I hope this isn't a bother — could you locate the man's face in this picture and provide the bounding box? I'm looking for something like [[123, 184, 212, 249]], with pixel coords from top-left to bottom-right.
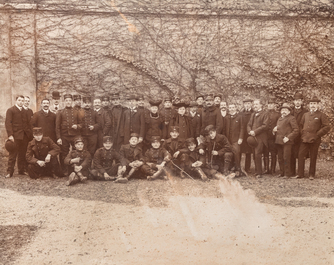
[[253, 100, 262, 111], [196, 97, 204, 106], [83, 101, 91, 109], [150, 106, 158, 114], [138, 99, 145, 107], [309, 102, 318, 111], [34, 134, 43, 142], [24, 97, 30, 107], [267, 103, 276, 110], [209, 130, 217, 140], [190, 106, 197, 113], [16, 97, 24, 107], [75, 142, 84, 151], [103, 142, 113, 150], [74, 99, 81, 107], [228, 104, 236, 114], [53, 99, 60, 106], [112, 99, 120, 106], [220, 101, 227, 110], [102, 100, 109, 107], [151, 141, 161, 149], [129, 99, 137, 108], [164, 101, 172, 108], [294, 99, 303, 108], [244, 102, 252, 110], [64, 98, 73, 107], [188, 143, 196, 152], [205, 98, 213, 107], [170, 131, 179, 139], [214, 97, 221, 105], [281, 108, 290, 117], [178, 107, 186, 115], [93, 99, 101, 109], [41, 100, 50, 110], [129, 137, 138, 146]]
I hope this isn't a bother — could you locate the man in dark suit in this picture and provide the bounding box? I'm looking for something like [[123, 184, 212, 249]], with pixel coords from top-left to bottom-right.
[[5, 95, 33, 178], [50, 91, 61, 114], [188, 101, 201, 140], [217, 100, 228, 136], [23, 96, 34, 122], [295, 96, 330, 180], [30, 98, 57, 143], [247, 99, 268, 178], [240, 98, 253, 173], [94, 97, 112, 148], [109, 93, 124, 151]]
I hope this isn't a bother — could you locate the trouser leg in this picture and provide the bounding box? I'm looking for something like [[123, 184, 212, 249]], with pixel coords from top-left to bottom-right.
[[27, 164, 41, 179], [309, 139, 321, 177], [283, 144, 292, 177], [7, 146, 17, 176], [277, 144, 284, 175], [298, 142, 309, 178]]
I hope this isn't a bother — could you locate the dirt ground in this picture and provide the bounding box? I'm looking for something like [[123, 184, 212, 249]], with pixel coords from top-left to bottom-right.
[[0, 156, 333, 265]]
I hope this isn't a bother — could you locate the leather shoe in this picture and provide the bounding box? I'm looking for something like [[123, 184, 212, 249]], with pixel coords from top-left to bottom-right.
[[5, 174, 12, 178], [309, 176, 315, 180], [255, 174, 262, 179], [18, 171, 27, 175], [291, 175, 303, 179]]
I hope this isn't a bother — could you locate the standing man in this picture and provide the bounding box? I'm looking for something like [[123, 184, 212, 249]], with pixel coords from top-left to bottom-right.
[[214, 94, 222, 109], [94, 97, 111, 148], [188, 101, 201, 140], [218, 100, 228, 136], [23, 96, 34, 121], [247, 99, 268, 178], [56, 94, 82, 174], [5, 95, 33, 178], [109, 93, 124, 151], [290, 92, 308, 176], [240, 98, 253, 173], [295, 96, 330, 180], [30, 98, 57, 143], [200, 95, 222, 137], [50, 91, 61, 114], [196, 95, 205, 114]]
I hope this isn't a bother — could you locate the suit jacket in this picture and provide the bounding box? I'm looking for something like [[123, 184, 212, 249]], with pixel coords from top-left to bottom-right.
[[56, 107, 83, 139], [5, 105, 32, 140], [225, 113, 244, 144], [26, 137, 60, 164], [97, 108, 112, 136], [247, 110, 268, 146], [275, 114, 299, 145], [217, 109, 228, 136], [30, 110, 57, 143], [121, 108, 145, 143], [300, 110, 330, 143], [189, 111, 202, 138], [266, 110, 280, 140], [291, 106, 308, 144], [119, 144, 144, 164], [200, 106, 222, 135], [239, 108, 253, 153]]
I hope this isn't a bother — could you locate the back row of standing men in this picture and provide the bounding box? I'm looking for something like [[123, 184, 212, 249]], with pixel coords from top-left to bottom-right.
[[4, 91, 331, 181]]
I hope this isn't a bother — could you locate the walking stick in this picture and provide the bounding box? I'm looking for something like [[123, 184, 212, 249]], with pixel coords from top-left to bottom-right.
[[170, 160, 195, 181]]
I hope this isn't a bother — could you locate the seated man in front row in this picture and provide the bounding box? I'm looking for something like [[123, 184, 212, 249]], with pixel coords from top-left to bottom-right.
[[199, 125, 235, 179], [26, 127, 63, 179], [90, 136, 127, 181], [116, 133, 145, 183]]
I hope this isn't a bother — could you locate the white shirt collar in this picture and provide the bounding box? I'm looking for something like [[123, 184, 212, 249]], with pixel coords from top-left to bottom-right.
[[22, 105, 28, 110], [42, 109, 49, 114], [15, 104, 22, 111]]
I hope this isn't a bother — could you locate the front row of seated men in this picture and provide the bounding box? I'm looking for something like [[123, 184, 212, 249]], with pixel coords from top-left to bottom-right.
[[25, 124, 236, 186]]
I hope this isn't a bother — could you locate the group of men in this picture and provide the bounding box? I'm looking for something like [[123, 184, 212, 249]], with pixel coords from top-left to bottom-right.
[[4, 90, 331, 185]]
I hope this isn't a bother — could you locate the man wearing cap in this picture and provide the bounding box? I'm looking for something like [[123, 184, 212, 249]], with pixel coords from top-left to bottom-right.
[[214, 95, 222, 109], [290, 92, 308, 176], [200, 95, 222, 138], [264, 97, 280, 175], [94, 97, 112, 148], [90, 136, 127, 181], [240, 98, 254, 173], [273, 103, 299, 178], [81, 96, 100, 157], [101, 95, 111, 111], [50, 91, 61, 114], [5, 95, 33, 178], [247, 99, 268, 178], [109, 93, 124, 151], [170, 102, 192, 141], [137, 95, 150, 120], [56, 94, 83, 174], [26, 127, 63, 179], [188, 101, 202, 139], [195, 95, 205, 114], [31, 98, 57, 143], [295, 96, 330, 180], [121, 95, 145, 146], [160, 97, 175, 140]]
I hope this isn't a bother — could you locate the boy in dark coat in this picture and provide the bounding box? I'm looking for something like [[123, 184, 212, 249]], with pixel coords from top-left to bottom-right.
[[90, 136, 127, 181], [273, 103, 299, 178], [26, 127, 62, 179], [142, 136, 172, 181], [64, 136, 92, 186]]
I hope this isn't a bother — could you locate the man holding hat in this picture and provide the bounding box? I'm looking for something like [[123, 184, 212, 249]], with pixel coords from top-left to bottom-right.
[[50, 91, 61, 114], [295, 96, 330, 180], [26, 127, 63, 179], [273, 103, 299, 178], [56, 94, 83, 174]]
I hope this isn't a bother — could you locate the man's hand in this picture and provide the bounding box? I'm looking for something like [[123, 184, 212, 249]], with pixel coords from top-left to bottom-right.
[[8, 136, 14, 142], [37, 160, 46, 167], [118, 166, 126, 174], [89, 125, 94, 130], [238, 139, 243, 145], [199, 149, 204, 155], [173, 151, 180, 158], [283, 137, 289, 143], [138, 137, 143, 143], [71, 157, 80, 164], [57, 139, 62, 145], [192, 161, 202, 167], [45, 154, 51, 163], [72, 125, 78, 130], [212, 150, 218, 156], [74, 165, 82, 172], [249, 130, 255, 136], [104, 172, 110, 179], [273, 126, 278, 134]]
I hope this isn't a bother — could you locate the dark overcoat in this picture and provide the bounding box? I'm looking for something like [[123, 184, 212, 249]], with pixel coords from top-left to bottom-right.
[[26, 137, 60, 164], [30, 110, 57, 143], [275, 114, 299, 145], [300, 110, 330, 143]]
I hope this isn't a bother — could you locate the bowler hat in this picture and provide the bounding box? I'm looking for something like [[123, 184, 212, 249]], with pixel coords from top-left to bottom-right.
[[243, 98, 253, 103], [294, 92, 303, 100], [268, 97, 277, 104], [52, 91, 60, 100], [279, 103, 292, 111], [309, 96, 321, 103], [128, 94, 139, 101], [247, 136, 258, 148], [205, 94, 214, 100], [189, 101, 198, 107], [196, 95, 204, 100], [214, 94, 222, 100], [111, 93, 120, 100], [5, 139, 17, 153], [173, 102, 189, 108], [33, 127, 43, 136]]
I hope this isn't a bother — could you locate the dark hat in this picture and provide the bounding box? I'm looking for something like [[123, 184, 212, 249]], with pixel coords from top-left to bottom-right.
[[294, 92, 304, 100], [52, 91, 60, 100], [111, 93, 120, 100], [214, 94, 222, 100], [73, 95, 81, 101], [128, 94, 139, 101], [268, 97, 277, 104], [196, 94, 204, 100], [74, 136, 84, 144], [130, 133, 139, 138], [63, 94, 73, 100], [185, 137, 197, 146], [149, 100, 162, 107], [32, 127, 43, 136], [5, 139, 17, 153], [205, 94, 214, 100], [103, 136, 113, 143], [101, 96, 110, 101], [82, 96, 91, 103], [243, 98, 253, 103], [247, 136, 258, 148], [204, 125, 216, 135], [164, 97, 172, 103], [173, 102, 189, 108], [189, 101, 198, 107], [280, 103, 292, 111], [151, 136, 161, 143], [309, 96, 321, 103], [170, 126, 180, 133]]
